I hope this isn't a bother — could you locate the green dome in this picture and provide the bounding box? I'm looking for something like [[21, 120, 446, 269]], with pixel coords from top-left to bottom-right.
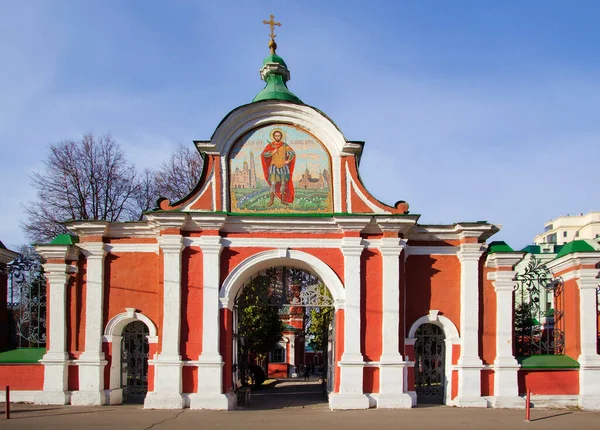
[[253, 74, 301, 103], [262, 54, 287, 67], [252, 52, 302, 104]]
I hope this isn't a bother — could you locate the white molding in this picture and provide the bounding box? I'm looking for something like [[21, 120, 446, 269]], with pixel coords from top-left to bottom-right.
[[346, 164, 389, 214], [219, 249, 346, 310], [105, 243, 159, 253], [406, 246, 458, 256], [190, 237, 343, 249], [104, 308, 158, 338]]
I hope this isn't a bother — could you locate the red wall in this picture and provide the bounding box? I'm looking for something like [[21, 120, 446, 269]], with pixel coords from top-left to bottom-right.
[[362, 249, 382, 363], [405, 254, 461, 334], [0, 364, 44, 389], [181, 247, 203, 360], [480, 266, 497, 365], [518, 370, 579, 395]]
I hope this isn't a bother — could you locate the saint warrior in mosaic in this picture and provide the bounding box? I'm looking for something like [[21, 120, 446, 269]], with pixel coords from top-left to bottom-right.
[[261, 128, 296, 206]]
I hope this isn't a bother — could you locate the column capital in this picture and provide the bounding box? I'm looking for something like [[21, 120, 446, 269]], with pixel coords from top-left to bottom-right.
[[79, 242, 107, 259], [158, 234, 184, 253], [340, 237, 365, 257], [457, 243, 485, 262], [199, 235, 223, 255], [190, 213, 227, 231], [43, 262, 78, 278], [379, 237, 407, 257], [577, 270, 600, 290]]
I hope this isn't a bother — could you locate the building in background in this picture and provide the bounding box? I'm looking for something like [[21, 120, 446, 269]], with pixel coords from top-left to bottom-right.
[[534, 212, 600, 247]]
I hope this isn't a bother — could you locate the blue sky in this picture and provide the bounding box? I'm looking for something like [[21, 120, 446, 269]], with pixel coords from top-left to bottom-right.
[[1, 1, 599, 250]]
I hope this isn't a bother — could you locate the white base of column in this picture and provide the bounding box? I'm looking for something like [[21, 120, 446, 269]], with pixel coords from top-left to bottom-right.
[[375, 393, 414, 408], [34, 391, 71, 405], [144, 392, 185, 409], [329, 393, 370, 410], [490, 396, 525, 408], [189, 391, 236, 410], [145, 357, 184, 409], [71, 390, 106, 406], [454, 396, 488, 408], [580, 396, 600, 410], [105, 388, 123, 405]]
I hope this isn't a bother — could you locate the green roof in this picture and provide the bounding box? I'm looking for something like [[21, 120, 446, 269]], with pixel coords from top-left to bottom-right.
[[262, 54, 287, 67], [0, 348, 45, 363], [521, 245, 541, 254], [49, 233, 79, 246], [555, 239, 600, 259], [487, 241, 515, 254], [253, 74, 302, 103], [517, 355, 579, 369]]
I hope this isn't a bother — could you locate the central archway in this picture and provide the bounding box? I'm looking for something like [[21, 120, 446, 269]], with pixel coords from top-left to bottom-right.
[[219, 249, 345, 408]]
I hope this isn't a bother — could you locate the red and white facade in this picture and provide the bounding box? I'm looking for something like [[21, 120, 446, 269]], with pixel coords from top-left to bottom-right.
[[2, 100, 600, 410]]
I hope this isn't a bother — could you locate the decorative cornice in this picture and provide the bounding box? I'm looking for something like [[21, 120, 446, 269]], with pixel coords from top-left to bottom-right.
[[36, 244, 80, 261], [145, 212, 187, 232], [406, 246, 458, 256], [67, 221, 109, 238], [485, 252, 525, 269], [189, 213, 227, 231], [335, 216, 372, 233], [105, 243, 159, 253], [545, 252, 600, 275]]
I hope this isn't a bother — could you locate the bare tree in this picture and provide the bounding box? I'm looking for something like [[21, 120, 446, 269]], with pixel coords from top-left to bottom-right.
[[23, 134, 140, 243], [134, 168, 159, 218], [154, 143, 203, 204]]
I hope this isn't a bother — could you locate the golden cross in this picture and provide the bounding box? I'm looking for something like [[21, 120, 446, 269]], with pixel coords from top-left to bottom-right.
[[263, 14, 281, 41]]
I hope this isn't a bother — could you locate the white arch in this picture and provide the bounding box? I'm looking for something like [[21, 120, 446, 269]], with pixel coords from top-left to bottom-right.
[[406, 310, 460, 406], [104, 307, 158, 343], [219, 249, 345, 310], [407, 310, 459, 341], [103, 308, 158, 405]]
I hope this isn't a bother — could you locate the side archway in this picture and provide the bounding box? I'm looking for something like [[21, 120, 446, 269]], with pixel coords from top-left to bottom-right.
[[103, 308, 158, 405], [406, 310, 460, 405]]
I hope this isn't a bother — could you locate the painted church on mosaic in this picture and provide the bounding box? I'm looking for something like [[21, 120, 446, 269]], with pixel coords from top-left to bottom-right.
[[2, 18, 600, 411]]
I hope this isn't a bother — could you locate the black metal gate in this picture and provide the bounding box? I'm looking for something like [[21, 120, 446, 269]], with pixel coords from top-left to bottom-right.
[[414, 323, 445, 404], [121, 321, 149, 404]]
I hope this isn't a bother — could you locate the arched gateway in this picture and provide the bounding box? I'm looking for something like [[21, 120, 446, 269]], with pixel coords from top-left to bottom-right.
[[32, 19, 501, 411]]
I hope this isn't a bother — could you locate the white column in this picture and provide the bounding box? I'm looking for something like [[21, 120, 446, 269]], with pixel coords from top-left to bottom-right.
[[35, 245, 78, 405], [455, 242, 487, 407], [330, 236, 369, 410], [190, 235, 234, 410], [71, 242, 108, 406], [377, 238, 412, 408], [144, 234, 185, 409], [577, 268, 600, 410], [486, 253, 524, 408]]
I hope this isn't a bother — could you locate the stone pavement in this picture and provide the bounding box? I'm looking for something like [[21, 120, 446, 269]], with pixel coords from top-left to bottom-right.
[[2, 380, 599, 430]]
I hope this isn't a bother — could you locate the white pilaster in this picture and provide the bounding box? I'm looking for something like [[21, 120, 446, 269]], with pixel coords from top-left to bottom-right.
[[190, 234, 234, 410], [34, 245, 79, 405], [144, 234, 185, 409], [577, 269, 600, 410], [455, 240, 487, 407], [329, 234, 369, 410], [377, 237, 412, 408], [486, 252, 525, 409], [72, 242, 108, 406]]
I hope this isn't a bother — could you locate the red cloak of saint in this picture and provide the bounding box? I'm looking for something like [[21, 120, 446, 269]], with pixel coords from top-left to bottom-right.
[[261, 142, 296, 204]]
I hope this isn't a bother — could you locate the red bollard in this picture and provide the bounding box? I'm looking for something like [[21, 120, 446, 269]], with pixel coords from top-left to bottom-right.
[[5, 385, 9, 420], [525, 389, 531, 422]]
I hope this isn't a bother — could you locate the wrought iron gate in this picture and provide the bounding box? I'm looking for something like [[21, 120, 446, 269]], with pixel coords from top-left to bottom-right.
[[414, 323, 445, 404], [121, 321, 149, 404]]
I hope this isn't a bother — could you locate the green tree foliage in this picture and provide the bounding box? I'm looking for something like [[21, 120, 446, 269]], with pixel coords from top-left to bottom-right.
[[237, 269, 284, 361]]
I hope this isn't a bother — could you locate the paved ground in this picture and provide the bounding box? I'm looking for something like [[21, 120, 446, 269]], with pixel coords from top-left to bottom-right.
[[2, 380, 599, 430]]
